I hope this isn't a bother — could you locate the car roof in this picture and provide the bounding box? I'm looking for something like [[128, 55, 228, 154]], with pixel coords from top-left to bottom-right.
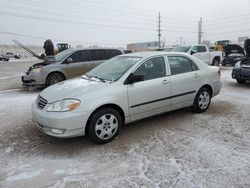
[[119, 51, 188, 58], [71, 48, 123, 52]]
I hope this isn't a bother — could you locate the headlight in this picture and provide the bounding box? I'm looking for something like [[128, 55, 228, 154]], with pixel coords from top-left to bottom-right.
[[235, 62, 241, 68], [31, 68, 41, 74], [47, 99, 81, 112]]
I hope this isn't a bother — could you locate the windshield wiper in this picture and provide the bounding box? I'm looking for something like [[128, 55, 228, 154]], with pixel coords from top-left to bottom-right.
[[81, 75, 91, 80], [89, 76, 107, 82]]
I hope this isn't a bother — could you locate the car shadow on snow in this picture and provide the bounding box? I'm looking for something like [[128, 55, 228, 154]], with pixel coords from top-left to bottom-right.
[[0, 100, 236, 160], [0, 110, 191, 158]]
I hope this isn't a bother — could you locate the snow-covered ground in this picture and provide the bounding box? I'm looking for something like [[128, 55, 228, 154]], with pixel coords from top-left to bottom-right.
[[0, 65, 249, 188]]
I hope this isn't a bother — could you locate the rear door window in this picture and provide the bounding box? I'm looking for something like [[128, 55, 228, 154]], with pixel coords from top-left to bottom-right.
[[197, 46, 207, 52], [69, 50, 90, 63], [168, 56, 199, 75], [89, 49, 106, 61]]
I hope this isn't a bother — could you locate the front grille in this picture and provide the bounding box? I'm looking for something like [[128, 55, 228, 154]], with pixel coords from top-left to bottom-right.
[[37, 95, 48, 109]]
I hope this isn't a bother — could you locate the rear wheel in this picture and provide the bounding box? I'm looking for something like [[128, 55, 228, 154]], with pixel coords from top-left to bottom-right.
[[46, 72, 65, 86], [88, 108, 122, 144], [236, 79, 246, 84], [193, 87, 211, 113]]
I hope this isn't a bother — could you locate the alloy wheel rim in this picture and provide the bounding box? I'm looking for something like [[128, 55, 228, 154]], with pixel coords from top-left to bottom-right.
[[198, 91, 210, 109], [95, 114, 118, 140], [50, 75, 63, 85]]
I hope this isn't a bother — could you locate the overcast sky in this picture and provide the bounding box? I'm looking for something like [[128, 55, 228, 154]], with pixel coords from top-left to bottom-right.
[[0, 0, 250, 48]]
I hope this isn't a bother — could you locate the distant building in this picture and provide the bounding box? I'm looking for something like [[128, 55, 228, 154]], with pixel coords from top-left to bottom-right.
[[127, 41, 163, 52]]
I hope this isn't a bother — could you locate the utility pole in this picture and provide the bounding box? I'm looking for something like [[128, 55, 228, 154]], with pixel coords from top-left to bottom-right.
[[163, 36, 166, 49], [180, 37, 183, 46], [157, 12, 162, 50], [198, 17, 202, 44]]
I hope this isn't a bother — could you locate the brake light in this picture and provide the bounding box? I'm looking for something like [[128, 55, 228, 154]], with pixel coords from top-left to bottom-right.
[[218, 69, 221, 78]]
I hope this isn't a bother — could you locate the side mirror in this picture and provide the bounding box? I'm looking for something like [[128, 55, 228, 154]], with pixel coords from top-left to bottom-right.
[[66, 58, 73, 64], [190, 50, 197, 55], [124, 73, 144, 85]]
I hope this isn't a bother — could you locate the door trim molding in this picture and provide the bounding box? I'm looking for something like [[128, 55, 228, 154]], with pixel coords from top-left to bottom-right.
[[130, 90, 196, 108]]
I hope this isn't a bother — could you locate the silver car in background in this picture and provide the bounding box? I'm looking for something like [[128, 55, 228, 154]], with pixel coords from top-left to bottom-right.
[[22, 48, 123, 87]]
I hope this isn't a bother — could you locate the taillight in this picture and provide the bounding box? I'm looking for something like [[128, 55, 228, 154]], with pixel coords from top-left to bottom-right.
[[218, 69, 221, 78]]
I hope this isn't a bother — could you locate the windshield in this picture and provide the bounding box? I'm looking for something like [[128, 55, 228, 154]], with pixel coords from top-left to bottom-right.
[[85, 56, 141, 81], [55, 49, 74, 62], [171, 46, 191, 52]]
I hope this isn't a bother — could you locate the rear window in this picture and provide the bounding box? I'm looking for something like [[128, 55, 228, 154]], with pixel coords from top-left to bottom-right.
[[89, 49, 122, 61], [106, 49, 122, 59], [171, 46, 191, 52]]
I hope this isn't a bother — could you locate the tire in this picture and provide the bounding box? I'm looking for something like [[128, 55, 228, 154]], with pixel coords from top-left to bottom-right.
[[88, 108, 122, 144], [212, 58, 220, 66], [193, 87, 211, 113], [236, 79, 246, 84], [46, 72, 65, 86]]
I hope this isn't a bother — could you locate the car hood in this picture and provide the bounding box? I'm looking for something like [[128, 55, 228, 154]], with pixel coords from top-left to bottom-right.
[[40, 77, 109, 103], [224, 44, 245, 56]]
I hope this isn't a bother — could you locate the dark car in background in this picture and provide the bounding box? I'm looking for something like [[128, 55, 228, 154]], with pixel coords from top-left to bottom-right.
[[222, 44, 245, 66], [0, 55, 9, 61], [232, 59, 250, 83], [5, 52, 21, 59], [232, 39, 250, 84]]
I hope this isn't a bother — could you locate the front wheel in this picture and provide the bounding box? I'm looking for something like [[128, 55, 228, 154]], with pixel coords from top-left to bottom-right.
[[88, 108, 122, 144], [46, 72, 65, 86], [193, 87, 211, 113]]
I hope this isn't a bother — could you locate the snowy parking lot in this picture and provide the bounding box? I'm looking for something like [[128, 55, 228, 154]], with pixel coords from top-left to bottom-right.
[[0, 60, 250, 187]]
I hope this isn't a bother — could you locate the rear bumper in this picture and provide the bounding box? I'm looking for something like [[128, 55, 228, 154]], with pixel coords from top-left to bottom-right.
[[212, 80, 223, 97]]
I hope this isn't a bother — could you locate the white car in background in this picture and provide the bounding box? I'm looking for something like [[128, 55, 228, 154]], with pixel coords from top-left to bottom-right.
[[32, 52, 222, 143], [172, 44, 223, 66]]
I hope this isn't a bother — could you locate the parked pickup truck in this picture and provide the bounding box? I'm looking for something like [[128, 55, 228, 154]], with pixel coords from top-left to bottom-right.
[[171, 44, 223, 66]]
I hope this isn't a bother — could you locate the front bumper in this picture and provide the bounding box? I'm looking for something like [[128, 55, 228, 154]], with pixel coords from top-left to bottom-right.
[[22, 73, 46, 87], [232, 67, 250, 80], [32, 102, 90, 138]]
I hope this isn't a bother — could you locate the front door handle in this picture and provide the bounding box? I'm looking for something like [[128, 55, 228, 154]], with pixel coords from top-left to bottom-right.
[[194, 73, 200, 77], [162, 79, 170, 84]]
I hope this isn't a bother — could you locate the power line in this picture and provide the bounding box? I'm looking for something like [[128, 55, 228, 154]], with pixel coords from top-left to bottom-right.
[[1, 4, 156, 27], [6, 0, 157, 21], [2, 3, 199, 30], [0, 10, 199, 34], [205, 12, 250, 23], [0, 30, 126, 46], [0, 11, 156, 31], [5, 0, 198, 23]]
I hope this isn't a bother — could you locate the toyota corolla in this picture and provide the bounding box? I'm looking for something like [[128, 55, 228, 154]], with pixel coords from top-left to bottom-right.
[[32, 52, 222, 143]]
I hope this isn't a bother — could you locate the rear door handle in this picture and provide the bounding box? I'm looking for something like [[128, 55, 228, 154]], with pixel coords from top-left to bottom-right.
[[162, 79, 170, 84]]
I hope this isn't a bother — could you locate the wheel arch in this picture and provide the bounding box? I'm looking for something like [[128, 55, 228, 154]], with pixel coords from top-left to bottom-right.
[[85, 103, 125, 135], [199, 84, 213, 96], [46, 71, 66, 85]]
